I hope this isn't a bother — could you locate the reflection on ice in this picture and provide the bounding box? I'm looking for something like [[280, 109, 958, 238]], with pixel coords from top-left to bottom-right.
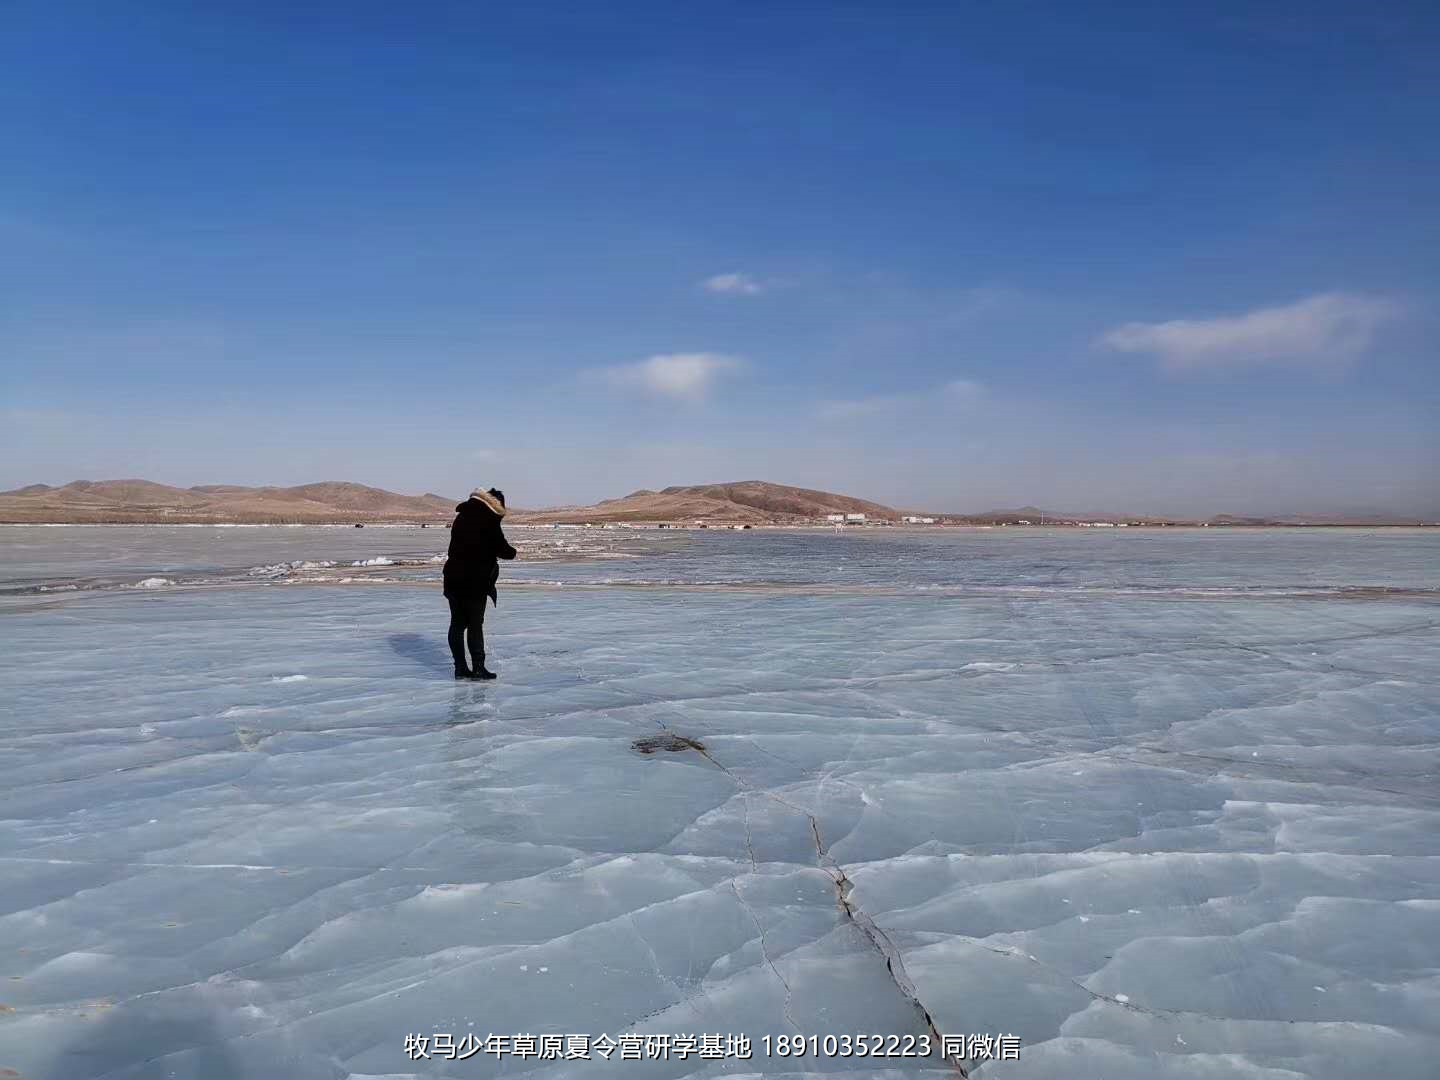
[[1, 560, 1437, 1078]]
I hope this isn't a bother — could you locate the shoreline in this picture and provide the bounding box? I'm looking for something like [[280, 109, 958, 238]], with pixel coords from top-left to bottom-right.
[[1, 520, 1436, 530]]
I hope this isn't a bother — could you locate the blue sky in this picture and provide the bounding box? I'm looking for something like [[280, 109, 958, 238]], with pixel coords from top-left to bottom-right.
[[3, 1, 1437, 515]]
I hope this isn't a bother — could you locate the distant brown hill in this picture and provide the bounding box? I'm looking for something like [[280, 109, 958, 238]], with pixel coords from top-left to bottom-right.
[[5, 479, 1427, 527], [0, 478, 898, 525], [0, 480, 455, 524], [511, 480, 901, 524]]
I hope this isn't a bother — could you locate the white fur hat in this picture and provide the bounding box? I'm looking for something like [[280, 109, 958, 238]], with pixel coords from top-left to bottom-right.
[[469, 488, 506, 517]]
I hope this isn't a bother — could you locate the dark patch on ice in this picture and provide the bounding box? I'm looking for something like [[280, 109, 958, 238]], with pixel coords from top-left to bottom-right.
[[632, 733, 706, 755], [234, 728, 267, 752], [387, 632, 451, 674], [41, 997, 241, 1079]]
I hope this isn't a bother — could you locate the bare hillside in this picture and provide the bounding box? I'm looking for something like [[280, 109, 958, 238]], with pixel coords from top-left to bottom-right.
[[0, 480, 455, 524], [512, 480, 900, 524]]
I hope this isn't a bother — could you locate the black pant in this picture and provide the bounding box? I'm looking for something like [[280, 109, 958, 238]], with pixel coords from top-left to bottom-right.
[[447, 594, 487, 672]]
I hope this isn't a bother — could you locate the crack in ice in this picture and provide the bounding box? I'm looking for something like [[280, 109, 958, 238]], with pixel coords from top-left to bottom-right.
[[728, 881, 801, 1036], [654, 725, 968, 1075]]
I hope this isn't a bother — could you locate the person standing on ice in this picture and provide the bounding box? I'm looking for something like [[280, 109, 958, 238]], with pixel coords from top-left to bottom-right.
[[443, 487, 516, 679]]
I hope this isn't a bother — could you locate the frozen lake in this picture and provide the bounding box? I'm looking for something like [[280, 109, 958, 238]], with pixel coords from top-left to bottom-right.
[[1, 528, 1437, 1078]]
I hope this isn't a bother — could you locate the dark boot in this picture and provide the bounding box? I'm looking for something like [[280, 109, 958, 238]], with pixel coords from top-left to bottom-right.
[[454, 665, 472, 680], [469, 665, 496, 680]]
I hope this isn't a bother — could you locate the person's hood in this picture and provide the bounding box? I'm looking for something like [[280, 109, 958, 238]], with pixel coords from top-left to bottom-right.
[[456, 490, 506, 518]]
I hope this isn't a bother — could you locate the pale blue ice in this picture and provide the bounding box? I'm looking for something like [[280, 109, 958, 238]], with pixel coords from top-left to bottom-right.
[[1, 528, 1437, 1079]]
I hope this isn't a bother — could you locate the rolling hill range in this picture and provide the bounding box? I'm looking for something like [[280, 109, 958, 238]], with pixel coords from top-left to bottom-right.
[[5, 479, 1424, 526], [0, 480, 456, 523], [0, 479, 901, 525], [509, 481, 901, 524]]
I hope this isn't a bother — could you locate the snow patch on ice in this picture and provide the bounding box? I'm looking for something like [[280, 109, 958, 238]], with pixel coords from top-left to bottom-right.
[[416, 883, 488, 902]]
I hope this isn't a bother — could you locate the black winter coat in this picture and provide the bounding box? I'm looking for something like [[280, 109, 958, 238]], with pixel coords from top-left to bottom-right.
[[442, 497, 516, 603]]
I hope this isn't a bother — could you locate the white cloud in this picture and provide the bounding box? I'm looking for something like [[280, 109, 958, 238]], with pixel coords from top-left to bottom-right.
[[597, 353, 742, 402], [819, 378, 985, 420], [1099, 292, 1400, 373], [943, 378, 985, 401], [701, 272, 764, 296]]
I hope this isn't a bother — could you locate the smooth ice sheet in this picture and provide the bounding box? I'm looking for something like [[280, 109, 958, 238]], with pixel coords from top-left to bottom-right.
[[1, 583, 1437, 1079]]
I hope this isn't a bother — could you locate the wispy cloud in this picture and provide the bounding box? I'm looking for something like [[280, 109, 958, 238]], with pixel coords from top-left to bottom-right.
[[700, 272, 765, 296], [943, 378, 985, 401], [818, 377, 985, 420], [1099, 292, 1401, 373], [595, 353, 743, 401]]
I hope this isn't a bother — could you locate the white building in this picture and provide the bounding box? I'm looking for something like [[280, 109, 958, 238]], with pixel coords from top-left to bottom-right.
[[845, 513, 867, 522], [902, 516, 936, 524], [826, 514, 846, 523]]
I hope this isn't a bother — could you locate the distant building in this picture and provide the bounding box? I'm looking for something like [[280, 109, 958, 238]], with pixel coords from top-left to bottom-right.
[[845, 513, 867, 522], [825, 514, 846, 523], [902, 516, 936, 524]]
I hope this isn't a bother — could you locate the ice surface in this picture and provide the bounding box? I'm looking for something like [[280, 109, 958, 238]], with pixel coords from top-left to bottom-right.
[[1, 530, 1438, 1079], [5, 524, 1439, 599], [0, 524, 656, 603]]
